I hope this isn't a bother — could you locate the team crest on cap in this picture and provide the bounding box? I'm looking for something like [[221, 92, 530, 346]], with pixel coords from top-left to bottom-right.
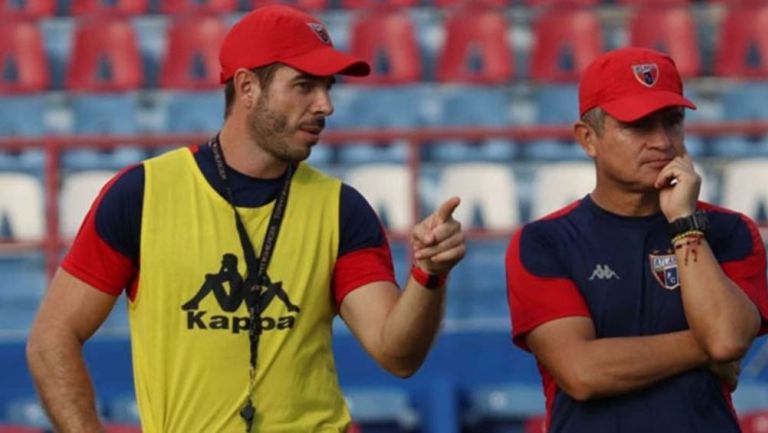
[[632, 64, 660, 88], [649, 253, 679, 290], [307, 22, 332, 45]]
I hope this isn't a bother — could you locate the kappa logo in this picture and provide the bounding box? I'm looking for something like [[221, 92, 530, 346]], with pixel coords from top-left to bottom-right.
[[632, 63, 660, 88], [589, 264, 620, 281], [181, 253, 300, 334], [649, 252, 680, 290], [307, 22, 332, 45]]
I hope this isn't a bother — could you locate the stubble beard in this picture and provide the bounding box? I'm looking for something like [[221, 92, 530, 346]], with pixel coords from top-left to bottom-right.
[[246, 94, 310, 164]]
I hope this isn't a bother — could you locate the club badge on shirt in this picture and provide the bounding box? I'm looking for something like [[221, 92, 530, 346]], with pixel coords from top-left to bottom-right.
[[649, 252, 680, 290]]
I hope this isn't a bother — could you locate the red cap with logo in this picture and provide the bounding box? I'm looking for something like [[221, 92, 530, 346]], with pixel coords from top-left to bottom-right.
[[219, 5, 370, 83], [579, 47, 696, 122]]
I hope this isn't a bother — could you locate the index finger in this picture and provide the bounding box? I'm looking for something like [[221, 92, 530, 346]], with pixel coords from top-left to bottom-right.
[[434, 196, 461, 223]]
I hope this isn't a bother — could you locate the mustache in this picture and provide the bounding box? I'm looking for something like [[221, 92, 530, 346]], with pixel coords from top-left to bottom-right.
[[302, 118, 325, 130]]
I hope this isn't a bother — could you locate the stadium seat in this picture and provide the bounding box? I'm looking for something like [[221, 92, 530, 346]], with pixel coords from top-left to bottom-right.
[[436, 6, 514, 84], [524, 415, 547, 433], [3, 398, 50, 429], [714, 5, 768, 78], [435, 0, 507, 8], [710, 82, 768, 157], [0, 426, 45, 433], [525, 0, 598, 6], [530, 8, 603, 82], [0, 0, 54, 18], [430, 86, 516, 162], [66, 18, 143, 91], [721, 159, 768, 223], [252, 0, 330, 10], [0, 19, 49, 93], [530, 162, 594, 220], [66, 94, 145, 170], [733, 382, 768, 414], [618, 0, 689, 4], [159, 0, 236, 14], [344, 387, 419, 430], [59, 170, 116, 238], [70, 0, 148, 16], [160, 15, 227, 90], [465, 384, 545, 426], [343, 164, 413, 232], [107, 395, 140, 424], [0, 252, 46, 332], [332, 86, 424, 164], [446, 239, 509, 321], [0, 96, 46, 137], [524, 84, 585, 160], [342, 0, 417, 9], [347, 9, 422, 84], [165, 91, 224, 133], [0, 173, 44, 241], [628, 6, 701, 79], [436, 163, 519, 230]]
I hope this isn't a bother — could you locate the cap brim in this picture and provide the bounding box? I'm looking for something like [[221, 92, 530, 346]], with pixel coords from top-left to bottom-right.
[[283, 46, 370, 77], [601, 91, 697, 122]]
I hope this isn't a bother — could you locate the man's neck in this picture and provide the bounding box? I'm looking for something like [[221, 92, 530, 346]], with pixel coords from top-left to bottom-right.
[[218, 121, 288, 179], [590, 185, 661, 217]]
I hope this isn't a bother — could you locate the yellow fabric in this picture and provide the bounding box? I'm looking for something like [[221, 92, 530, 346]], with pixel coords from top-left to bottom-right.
[[132, 147, 347, 432]]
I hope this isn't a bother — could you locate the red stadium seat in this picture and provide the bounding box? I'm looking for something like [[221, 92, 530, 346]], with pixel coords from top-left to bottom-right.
[[714, 5, 768, 78], [0, 427, 44, 433], [617, 0, 689, 5], [70, 0, 148, 16], [160, 15, 227, 90], [434, 0, 507, 8], [251, 0, 330, 11], [347, 9, 421, 84], [436, 6, 514, 83], [66, 18, 142, 91], [628, 7, 701, 78], [160, 0, 236, 14], [530, 8, 603, 82], [0, 0, 54, 18], [0, 19, 49, 92], [739, 410, 768, 433], [525, 0, 599, 6], [341, 0, 417, 9]]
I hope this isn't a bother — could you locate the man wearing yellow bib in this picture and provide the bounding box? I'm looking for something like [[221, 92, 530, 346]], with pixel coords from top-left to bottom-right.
[[27, 6, 467, 433]]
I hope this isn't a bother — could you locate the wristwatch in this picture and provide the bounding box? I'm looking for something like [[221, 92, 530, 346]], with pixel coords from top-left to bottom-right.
[[667, 209, 709, 239]]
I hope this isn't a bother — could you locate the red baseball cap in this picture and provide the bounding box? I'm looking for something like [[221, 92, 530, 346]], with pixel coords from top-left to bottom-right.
[[219, 5, 370, 83], [579, 47, 696, 122]]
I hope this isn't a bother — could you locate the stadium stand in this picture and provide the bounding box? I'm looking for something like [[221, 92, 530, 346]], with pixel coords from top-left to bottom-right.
[[58, 170, 115, 239], [714, 4, 768, 78], [0, 20, 49, 94], [159, 0, 237, 14], [529, 161, 594, 220], [252, 0, 330, 10], [70, 0, 148, 17], [0, 173, 44, 241], [0, 0, 54, 18], [344, 163, 414, 232], [159, 15, 227, 90], [721, 159, 768, 223]]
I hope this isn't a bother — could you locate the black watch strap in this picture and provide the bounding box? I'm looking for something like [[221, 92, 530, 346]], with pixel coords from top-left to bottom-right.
[[668, 209, 709, 239]]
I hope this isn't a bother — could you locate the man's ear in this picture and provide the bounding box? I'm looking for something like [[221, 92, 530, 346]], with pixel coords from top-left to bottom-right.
[[232, 68, 261, 109], [574, 120, 597, 159]]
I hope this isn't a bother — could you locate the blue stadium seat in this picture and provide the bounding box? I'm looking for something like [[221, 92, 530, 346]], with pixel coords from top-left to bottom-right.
[[446, 240, 508, 324], [333, 86, 425, 164], [106, 394, 140, 424], [344, 387, 419, 432], [65, 94, 146, 170], [464, 384, 546, 433], [0, 253, 46, 333], [165, 91, 223, 133], [429, 86, 516, 162], [3, 398, 50, 429], [0, 96, 46, 172], [524, 84, 585, 160], [711, 82, 768, 157]]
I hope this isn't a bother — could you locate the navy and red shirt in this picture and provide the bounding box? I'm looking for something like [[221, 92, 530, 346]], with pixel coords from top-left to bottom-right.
[[506, 195, 768, 433], [62, 143, 396, 309]]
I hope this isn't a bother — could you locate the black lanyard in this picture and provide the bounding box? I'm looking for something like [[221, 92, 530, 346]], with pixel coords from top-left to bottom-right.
[[208, 135, 293, 432]]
